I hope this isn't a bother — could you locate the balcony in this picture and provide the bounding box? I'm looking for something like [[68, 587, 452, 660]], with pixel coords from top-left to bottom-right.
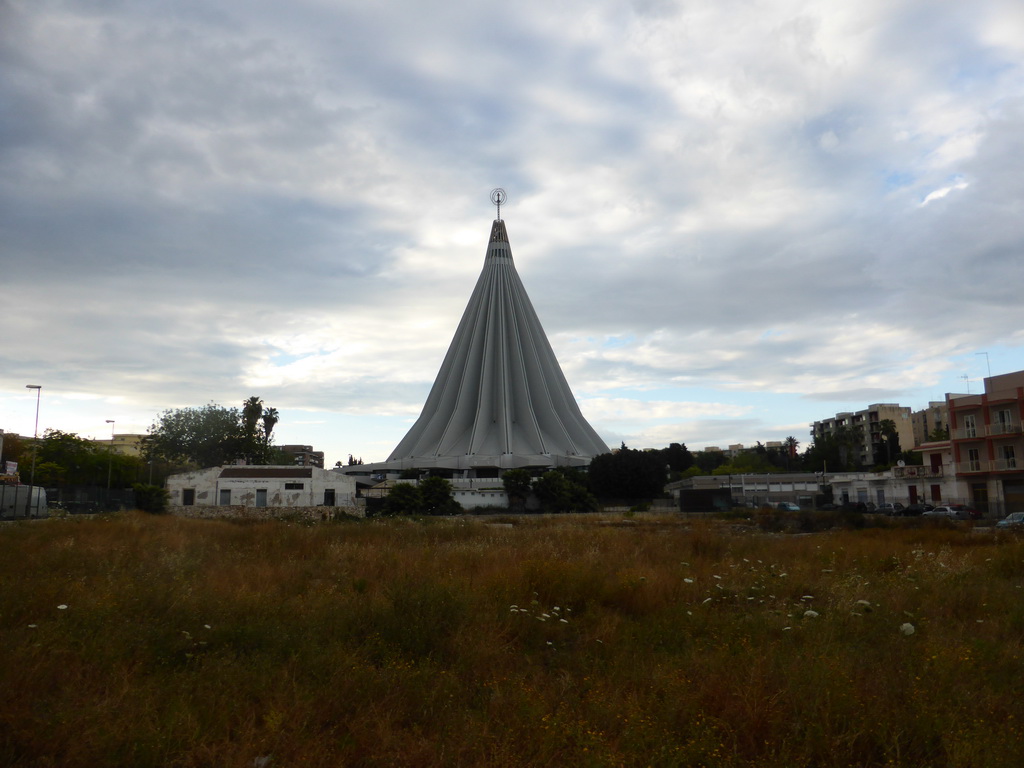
[[893, 465, 943, 479], [956, 461, 984, 474], [989, 421, 1022, 436], [993, 458, 1018, 472], [953, 427, 981, 440]]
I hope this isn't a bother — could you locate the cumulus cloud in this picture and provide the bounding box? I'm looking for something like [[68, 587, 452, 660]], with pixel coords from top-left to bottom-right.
[[2, 0, 1023, 461]]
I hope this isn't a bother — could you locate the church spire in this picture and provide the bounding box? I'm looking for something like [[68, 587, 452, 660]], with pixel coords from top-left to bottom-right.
[[386, 192, 609, 470]]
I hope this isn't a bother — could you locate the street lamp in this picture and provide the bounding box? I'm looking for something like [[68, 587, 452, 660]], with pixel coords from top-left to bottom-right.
[[106, 419, 115, 504], [25, 385, 41, 517]]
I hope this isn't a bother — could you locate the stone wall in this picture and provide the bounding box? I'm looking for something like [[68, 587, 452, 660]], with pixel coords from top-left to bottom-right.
[[168, 504, 364, 522]]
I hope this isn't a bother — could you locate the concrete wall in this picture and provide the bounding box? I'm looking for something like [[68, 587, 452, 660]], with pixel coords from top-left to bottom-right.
[[169, 504, 363, 522]]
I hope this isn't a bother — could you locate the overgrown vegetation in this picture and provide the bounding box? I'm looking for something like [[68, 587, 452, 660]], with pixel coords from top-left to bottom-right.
[[2, 513, 1023, 767], [146, 396, 284, 468]]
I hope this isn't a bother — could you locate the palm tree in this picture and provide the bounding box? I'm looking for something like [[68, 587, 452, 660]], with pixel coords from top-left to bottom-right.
[[783, 436, 800, 470], [241, 396, 264, 463], [261, 407, 279, 446]]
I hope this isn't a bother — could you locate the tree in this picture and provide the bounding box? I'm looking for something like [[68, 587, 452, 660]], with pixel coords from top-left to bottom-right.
[[875, 419, 898, 466], [832, 425, 865, 470], [147, 398, 281, 468], [502, 469, 533, 514], [661, 442, 694, 473], [532, 469, 597, 513], [147, 403, 245, 467], [588, 444, 667, 501], [419, 476, 461, 516], [693, 449, 728, 474], [261, 407, 279, 446], [783, 436, 800, 470], [132, 483, 169, 514], [382, 482, 424, 516]]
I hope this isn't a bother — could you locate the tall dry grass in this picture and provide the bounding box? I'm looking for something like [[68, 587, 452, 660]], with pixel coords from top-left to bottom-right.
[[1, 512, 1023, 767]]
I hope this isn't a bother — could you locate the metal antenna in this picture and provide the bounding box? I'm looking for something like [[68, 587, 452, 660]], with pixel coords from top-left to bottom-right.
[[490, 188, 507, 221], [976, 351, 991, 379]]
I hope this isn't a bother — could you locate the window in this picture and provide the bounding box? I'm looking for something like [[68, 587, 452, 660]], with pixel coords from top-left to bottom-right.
[[284, 482, 304, 490], [1000, 445, 1016, 470], [967, 448, 981, 472], [219, 489, 231, 505], [963, 414, 977, 439], [256, 489, 268, 508], [182, 489, 195, 506], [993, 409, 1015, 435]]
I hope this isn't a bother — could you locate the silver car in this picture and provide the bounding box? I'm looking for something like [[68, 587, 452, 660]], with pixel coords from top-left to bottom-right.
[[923, 506, 958, 518]]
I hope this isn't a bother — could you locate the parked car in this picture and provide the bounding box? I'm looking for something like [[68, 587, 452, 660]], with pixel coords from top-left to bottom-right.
[[949, 504, 981, 520], [777, 502, 800, 512], [901, 504, 928, 516], [996, 512, 1024, 529], [923, 506, 958, 518], [877, 502, 904, 515]]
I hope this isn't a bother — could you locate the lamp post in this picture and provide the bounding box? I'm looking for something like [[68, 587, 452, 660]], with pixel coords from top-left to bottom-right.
[[106, 419, 115, 506], [25, 385, 41, 517]]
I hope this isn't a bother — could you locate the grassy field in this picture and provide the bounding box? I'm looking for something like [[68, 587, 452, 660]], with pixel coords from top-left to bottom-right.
[[1, 512, 1023, 767]]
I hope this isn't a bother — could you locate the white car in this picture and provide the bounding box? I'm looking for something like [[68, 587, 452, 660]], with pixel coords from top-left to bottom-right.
[[923, 506, 958, 518]]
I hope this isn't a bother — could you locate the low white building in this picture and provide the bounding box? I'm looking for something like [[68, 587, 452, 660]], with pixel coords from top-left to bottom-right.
[[167, 466, 357, 511]]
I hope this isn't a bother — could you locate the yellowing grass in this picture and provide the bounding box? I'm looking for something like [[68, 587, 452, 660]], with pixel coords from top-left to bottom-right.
[[1, 512, 1023, 767]]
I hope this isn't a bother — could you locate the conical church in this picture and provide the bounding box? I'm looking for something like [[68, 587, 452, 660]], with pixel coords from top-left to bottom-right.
[[350, 192, 609, 479]]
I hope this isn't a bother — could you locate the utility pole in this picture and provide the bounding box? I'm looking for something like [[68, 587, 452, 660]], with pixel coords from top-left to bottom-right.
[[25, 385, 41, 517]]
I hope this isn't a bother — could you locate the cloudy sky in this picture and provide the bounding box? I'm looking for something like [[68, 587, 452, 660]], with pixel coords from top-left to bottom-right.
[[2, 0, 1023, 467]]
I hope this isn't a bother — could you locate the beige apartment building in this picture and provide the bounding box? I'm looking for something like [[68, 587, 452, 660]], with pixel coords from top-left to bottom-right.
[[811, 404, 914, 466], [947, 370, 1024, 515], [910, 401, 949, 446]]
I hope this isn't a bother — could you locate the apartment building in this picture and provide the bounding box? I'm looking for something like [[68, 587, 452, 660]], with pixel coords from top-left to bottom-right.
[[909, 401, 949, 446], [811, 404, 914, 466], [280, 444, 325, 468], [947, 370, 1024, 515]]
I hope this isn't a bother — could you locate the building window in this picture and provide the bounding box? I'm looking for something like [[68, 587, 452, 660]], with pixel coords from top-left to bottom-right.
[[993, 409, 1014, 435], [967, 448, 981, 472], [219, 489, 231, 505], [182, 489, 195, 506], [285, 482, 304, 490], [1000, 445, 1016, 470], [963, 414, 977, 439], [256, 489, 268, 507]]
